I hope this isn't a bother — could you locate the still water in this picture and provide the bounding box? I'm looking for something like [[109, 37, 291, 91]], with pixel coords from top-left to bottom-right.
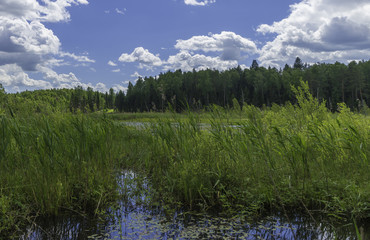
[[20, 171, 368, 240]]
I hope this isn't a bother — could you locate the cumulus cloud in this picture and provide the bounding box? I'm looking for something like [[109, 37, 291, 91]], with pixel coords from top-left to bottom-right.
[[119, 32, 255, 73], [131, 71, 142, 78], [0, 0, 88, 23], [257, 0, 370, 67], [118, 47, 162, 69], [0, 63, 107, 92], [94, 82, 108, 92], [59, 52, 95, 63], [184, 0, 216, 6], [0, 64, 52, 91], [158, 31, 256, 72], [38, 65, 108, 91], [108, 60, 117, 67], [112, 84, 127, 93], [175, 31, 258, 61], [0, 0, 95, 91], [0, 17, 61, 71], [164, 50, 239, 72]]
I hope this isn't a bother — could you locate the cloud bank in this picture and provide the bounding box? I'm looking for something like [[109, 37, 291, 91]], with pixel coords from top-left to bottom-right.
[[0, 0, 108, 92], [118, 32, 256, 73], [257, 0, 370, 67]]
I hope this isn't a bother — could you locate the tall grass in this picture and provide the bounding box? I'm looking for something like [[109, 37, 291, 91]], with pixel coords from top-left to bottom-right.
[[120, 81, 370, 220], [0, 113, 128, 237], [1, 81, 369, 237]]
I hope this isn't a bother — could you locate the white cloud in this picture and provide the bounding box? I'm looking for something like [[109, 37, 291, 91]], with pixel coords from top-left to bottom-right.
[[37, 65, 107, 91], [0, 63, 105, 93], [115, 8, 126, 15], [119, 47, 162, 69], [131, 71, 142, 78], [175, 31, 258, 60], [0, 16, 61, 70], [59, 52, 95, 63], [112, 69, 121, 73], [120, 32, 254, 73], [184, 0, 215, 6], [112, 84, 127, 93], [0, 0, 97, 92], [39, 65, 80, 88], [108, 60, 117, 66], [159, 31, 256, 72], [91, 82, 108, 92], [164, 50, 238, 72], [0, 64, 52, 91], [0, 0, 88, 23], [257, 0, 370, 67]]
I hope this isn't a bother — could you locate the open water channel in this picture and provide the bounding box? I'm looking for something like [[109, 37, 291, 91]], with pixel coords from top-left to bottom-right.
[[19, 171, 369, 240]]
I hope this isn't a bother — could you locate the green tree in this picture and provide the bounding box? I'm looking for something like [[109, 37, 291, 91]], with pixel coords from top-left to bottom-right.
[[251, 59, 259, 70], [107, 88, 115, 109], [115, 90, 125, 112], [0, 83, 5, 114], [293, 57, 304, 70], [86, 87, 95, 112]]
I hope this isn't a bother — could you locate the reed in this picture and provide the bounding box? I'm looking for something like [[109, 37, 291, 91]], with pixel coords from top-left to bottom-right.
[[119, 82, 370, 220], [1, 81, 370, 237], [0, 113, 128, 236]]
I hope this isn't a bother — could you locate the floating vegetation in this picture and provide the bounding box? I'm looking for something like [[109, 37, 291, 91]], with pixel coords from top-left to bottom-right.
[[20, 170, 367, 240]]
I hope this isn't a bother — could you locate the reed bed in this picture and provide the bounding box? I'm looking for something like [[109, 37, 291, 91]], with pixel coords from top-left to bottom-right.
[[1, 82, 369, 237], [120, 83, 370, 221], [0, 113, 128, 237]]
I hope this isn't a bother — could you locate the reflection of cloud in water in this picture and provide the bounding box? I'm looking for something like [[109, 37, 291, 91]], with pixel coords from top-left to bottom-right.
[[20, 171, 365, 239]]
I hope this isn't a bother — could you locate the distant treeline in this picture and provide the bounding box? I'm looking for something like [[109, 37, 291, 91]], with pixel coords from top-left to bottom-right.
[[1, 58, 369, 114], [121, 58, 369, 112]]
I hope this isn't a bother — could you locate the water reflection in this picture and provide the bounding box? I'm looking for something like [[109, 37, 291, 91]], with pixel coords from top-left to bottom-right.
[[20, 171, 368, 240]]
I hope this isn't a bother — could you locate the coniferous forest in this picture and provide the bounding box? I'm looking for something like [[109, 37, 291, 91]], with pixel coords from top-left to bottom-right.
[[1, 58, 370, 114]]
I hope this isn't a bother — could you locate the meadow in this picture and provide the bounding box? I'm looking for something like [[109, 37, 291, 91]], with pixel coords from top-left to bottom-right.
[[0, 82, 369, 238]]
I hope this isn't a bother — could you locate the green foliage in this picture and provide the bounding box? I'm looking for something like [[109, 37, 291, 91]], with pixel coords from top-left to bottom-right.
[[0, 113, 129, 237], [81, 59, 369, 113], [292, 79, 328, 122], [117, 88, 370, 220]]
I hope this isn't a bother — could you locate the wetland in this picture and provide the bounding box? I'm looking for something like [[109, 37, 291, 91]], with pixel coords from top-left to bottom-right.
[[1, 83, 370, 239]]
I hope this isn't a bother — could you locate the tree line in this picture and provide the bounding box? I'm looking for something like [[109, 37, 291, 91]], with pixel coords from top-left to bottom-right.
[[106, 58, 370, 112], [1, 58, 369, 114]]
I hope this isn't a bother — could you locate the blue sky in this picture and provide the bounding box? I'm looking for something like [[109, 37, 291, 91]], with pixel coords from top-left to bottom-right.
[[1, 0, 370, 92]]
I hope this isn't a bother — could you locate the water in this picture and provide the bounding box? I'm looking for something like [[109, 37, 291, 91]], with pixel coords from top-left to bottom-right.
[[19, 171, 369, 240]]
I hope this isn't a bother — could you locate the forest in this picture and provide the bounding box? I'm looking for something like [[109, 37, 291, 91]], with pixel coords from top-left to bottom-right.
[[1, 58, 370, 115]]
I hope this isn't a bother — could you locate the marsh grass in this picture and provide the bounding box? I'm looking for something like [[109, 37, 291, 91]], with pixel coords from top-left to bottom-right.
[[1, 82, 370, 237], [119, 82, 370, 222], [0, 113, 129, 237]]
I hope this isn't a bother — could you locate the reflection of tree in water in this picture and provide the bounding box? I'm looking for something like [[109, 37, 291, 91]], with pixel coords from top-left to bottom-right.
[[23, 214, 108, 240], [21, 212, 364, 240], [20, 171, 368, 239]]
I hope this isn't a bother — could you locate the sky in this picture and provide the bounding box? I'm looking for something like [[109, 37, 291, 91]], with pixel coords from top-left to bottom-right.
[[1, 0, 370, 93]]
